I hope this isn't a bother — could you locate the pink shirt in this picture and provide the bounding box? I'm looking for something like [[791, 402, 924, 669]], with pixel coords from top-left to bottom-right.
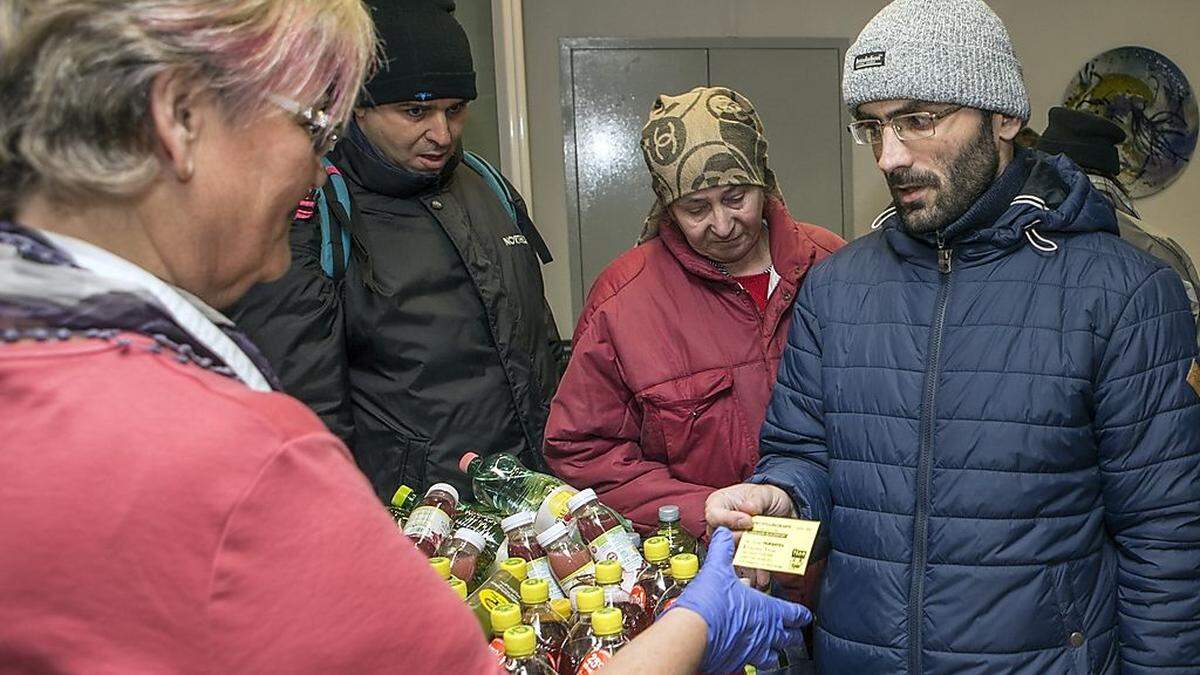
[[0, 334, 500, 673]]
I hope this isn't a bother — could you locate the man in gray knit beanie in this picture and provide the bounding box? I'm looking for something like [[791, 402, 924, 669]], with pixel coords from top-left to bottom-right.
[[707, 1, 1200, 673]]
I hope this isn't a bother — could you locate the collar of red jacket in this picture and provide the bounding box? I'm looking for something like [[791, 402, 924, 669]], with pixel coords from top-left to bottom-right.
[[656, 195, 822, 289]]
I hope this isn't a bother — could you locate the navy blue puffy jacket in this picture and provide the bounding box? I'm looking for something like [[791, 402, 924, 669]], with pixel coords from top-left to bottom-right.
[[753, 150, 1200, 674]]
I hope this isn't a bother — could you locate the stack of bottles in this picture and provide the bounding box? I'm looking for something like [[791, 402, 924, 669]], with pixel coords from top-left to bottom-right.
[[392, 451, 705, 671]]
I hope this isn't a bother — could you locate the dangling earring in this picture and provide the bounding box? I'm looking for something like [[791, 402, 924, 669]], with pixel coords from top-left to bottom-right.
[[181, 156, 194, 181]]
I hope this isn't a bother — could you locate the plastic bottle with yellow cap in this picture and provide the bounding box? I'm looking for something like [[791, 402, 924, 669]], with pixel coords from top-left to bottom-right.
[[654, 552, 698, 617], [632, 535, 672, 614], [518, 578, 569, 671], [487, 602, 525, 664], [575, 607, 629, 674], [594, 559, 650, 637], [561, 586, 606, 675], [500, 625, 555, 674], [466, 557, 529, 637], [387, 484, 417, 525], [448, 577, 468, 600], [550, 597, 575, 624], [428, 556, 452, 580]]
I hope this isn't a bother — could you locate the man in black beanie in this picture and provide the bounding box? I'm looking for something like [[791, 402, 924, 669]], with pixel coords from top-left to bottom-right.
[[231, 0, 565, 501], [1039, 106, 1199, 342]]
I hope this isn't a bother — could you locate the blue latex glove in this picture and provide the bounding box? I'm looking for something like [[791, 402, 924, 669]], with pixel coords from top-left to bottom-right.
[[668, 527, 813, 673]]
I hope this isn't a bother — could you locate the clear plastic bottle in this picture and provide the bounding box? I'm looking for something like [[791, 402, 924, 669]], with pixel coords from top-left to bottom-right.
[[575, 607, 629, 674], [459, 451, 575, 516], [520, 578, 570, 672], [594, 560, 650, 638], [502, 625, 556, 675], [429, 556, 452, 581], [631, 536, 671, 614], [466, 557, 529, 637], [654, 553, 698, 617], [455, 502, 506, 570], [561, 586, 605, 675], [536, 521, 596, 597], [488, 602, 525, 664], [566, 489, 644, 589], [402, 483, 459, 557], [503, 511, 566, 599], [387, 485, 417, 526], [655, 505, 699, 558], [439, 528, 491, 591]]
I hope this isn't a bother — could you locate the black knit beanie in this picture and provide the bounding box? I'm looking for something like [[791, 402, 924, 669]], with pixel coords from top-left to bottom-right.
[[1037, 106, 1126, 178], [362, 0, 477, 107]]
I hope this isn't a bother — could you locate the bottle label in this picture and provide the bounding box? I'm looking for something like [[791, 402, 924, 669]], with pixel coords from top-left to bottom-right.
[[577, 649, 612, 675], [660, 598, 676, 614], [558, 561, 596, 593], [528, 556, 566, 599], [403, 505, 451, 542], [488, 638, 505, 665], [630, 584, 648, 612], [587, 526, 644, 585]]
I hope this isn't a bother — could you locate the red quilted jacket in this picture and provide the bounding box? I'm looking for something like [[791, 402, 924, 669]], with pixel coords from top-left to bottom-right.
[[544, 197, 843, 536]]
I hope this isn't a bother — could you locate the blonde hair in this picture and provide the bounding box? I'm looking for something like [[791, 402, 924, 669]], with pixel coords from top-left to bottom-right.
[[0, 0, 378, 218]]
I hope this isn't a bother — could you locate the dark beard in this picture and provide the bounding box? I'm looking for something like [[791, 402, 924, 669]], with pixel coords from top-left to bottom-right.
[[888, 117, 1000, 235]]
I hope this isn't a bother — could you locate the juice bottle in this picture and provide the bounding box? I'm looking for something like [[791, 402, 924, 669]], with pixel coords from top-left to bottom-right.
[[575, 607, 629, 674], [449, 577, 468, 600], [594, 560, 650, 638], [502, 625, 556, 675], [387, 484, 417, 526], [561, 586, 605, 675], [655, 505, 698, 558], [459, 451, 574, 515], [503, 511, 565, 600], [654, 553, 698, 617], [402, 483, 459, 557], [520, 578, 570, 671], [535, 522, 596, 597], [439, 528, 491, 590], [631, 536, 671, 614], [487, 602, 524, 664], [466, 557, 529, 637], [429, 556, 452, 581], [456, 502, 506, 562], [566, 489, 644, 589], [551, 598, 575, 624]]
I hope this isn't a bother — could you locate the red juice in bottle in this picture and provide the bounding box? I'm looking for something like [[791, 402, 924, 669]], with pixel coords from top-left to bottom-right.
[[535, 521, 596, 597], [487, 602, 524, 665], [402, 483, 459, 557], [503, 511, 565, 600], [439, 528, 489, 590], [575, 607, 629, 674], [631, 536, 671, 614], [654, 553, 698, 617], [593, 560, 650, 638], [561, 586, 605, 675], [520, 578, 570, 672], [565, 489, 643, 589]]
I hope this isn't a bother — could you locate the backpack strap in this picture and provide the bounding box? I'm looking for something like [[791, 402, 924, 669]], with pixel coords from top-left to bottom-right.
[[462, 150, 553, 265], [315, 158, 353, 280]]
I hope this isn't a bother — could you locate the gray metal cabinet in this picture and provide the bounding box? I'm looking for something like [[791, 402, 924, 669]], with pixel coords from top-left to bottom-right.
[[561, 38, 852, 311]]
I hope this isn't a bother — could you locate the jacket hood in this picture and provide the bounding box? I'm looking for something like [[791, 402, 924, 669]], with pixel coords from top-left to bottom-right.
[[878, 148, 1118, 269]]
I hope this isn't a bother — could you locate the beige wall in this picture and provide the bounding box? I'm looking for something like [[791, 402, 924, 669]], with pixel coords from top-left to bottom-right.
[[522, 0, 1200, 334]]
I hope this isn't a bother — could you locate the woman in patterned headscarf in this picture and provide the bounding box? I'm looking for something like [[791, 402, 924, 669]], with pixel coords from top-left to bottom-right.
[[545, 86, 844, 540]]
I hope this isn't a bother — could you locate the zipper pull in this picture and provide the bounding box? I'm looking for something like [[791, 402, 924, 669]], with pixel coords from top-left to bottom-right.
[[936, 232, 952, 274]]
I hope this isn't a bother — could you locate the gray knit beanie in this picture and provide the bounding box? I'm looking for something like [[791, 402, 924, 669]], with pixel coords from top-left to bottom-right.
[[843, 0, 1030, 121]]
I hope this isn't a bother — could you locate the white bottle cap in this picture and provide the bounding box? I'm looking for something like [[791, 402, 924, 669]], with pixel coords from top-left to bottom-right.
[[501, 511, 537, 533], [536, 521, 571, 547], [425, 482, 459, 502], [565, 488, 598, 514], [454, 528, 487, 552]]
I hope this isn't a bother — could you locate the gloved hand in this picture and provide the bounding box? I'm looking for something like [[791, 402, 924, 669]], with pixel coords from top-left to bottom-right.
[[668, 527, 812, 673]]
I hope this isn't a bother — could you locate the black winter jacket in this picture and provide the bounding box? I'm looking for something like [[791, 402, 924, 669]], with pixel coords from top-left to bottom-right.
[[230, 128, 562, 500]]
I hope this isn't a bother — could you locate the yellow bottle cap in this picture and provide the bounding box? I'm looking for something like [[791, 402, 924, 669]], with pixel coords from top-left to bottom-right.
[[643, 536, 670, 563], [594, 559, 623, 585], [575, 586, 605, 613], [670, 553, 699, 581], [448, 577, 468, 600], [591, 606, 624, 637], [501, 557, 529, 582], [551, 598, 574, 620], [503, 625, 537, 658], [520, 577, 550, 605], [390, 484, 413, 508], [490, 602, 522, 635], [429, 557, 451, 580]]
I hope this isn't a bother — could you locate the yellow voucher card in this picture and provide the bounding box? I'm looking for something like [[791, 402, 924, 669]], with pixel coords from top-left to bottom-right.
[[732, 516, 820, 575]]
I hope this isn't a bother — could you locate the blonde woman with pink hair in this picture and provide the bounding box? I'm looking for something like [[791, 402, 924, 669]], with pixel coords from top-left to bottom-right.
[[0, 1, 502, 671]]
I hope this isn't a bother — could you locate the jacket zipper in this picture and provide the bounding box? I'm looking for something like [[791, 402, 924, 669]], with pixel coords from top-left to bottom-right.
[[909, 233, 953, 674]]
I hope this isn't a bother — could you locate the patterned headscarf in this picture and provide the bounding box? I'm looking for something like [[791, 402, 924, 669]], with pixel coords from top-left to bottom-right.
[[638, 86, 783, 242]]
